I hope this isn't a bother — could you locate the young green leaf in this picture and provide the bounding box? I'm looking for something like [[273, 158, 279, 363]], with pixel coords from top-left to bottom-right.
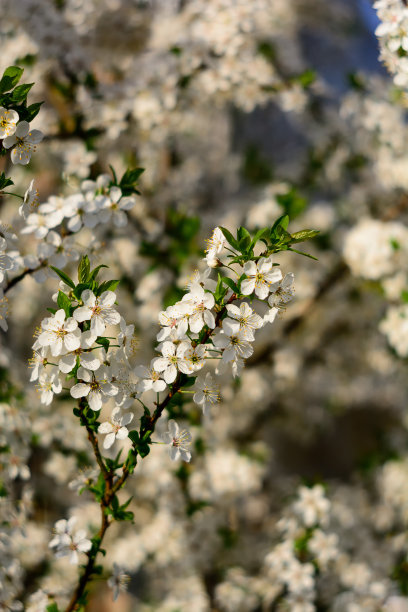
[[78, 255, 90, 283], [57, 291, 72, 318], [219, 227, 239, 250], [0, 66, 24, 93], [50, 266, 76, 289], [290, 229, 320, 243]]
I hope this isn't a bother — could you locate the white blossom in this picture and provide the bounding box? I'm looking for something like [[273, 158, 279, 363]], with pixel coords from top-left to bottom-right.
[[3, 121, 43, 165], [98, 407, 133, 449], [70, 366, 118, 411], [241, 257, 282, 299], [74, 290, 121, 336], [161, 419, 192, 462]]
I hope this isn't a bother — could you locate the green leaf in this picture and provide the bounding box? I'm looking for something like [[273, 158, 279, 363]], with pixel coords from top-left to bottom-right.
[[290, 229, 320, 243], [214, 273, 228, 302], [78, 255, 90, 283], [46, 307, 57, 315], [57, 291, 72, 317], [10, 82, 33, 102], [0, 172, 13, 190], [109, 164, 118, 184], [237, 227, 251, 253], [125, 449, 138, 474], [89, 264, 108, 282], [96, 279, 120, 295], [219, 227, 239, 250], [50, 266, 75, 289], [73, 282, 91, 301], [222, 276, 239, 294], [46, 604, 60, 612], [95, 337, 110, 352], [128, 430, 140, 444], [295, 69, 316, 88], [24, 101, 43, 122], [0, 66, 24, 93], [249, 227, 270, 250], [119, 167, 144, 195]]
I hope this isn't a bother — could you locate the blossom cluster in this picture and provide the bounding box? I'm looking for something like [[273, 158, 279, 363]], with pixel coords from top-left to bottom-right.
[[375, 0, 408, 90]]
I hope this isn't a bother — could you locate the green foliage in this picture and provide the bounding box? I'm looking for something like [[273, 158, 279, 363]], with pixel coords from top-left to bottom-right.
[[0, 66, 24, 93], [106, 495, 134, 522], [392, 559, 408, 595], [50, 266, 76, 289], [46, 604, 60, 612], [219, 215, 319, 270], [128, 430, 151, 458], [0, 172, 14, 190], [96, 279, 120, 296], [78, 255, 91, 284], [57, 291, 73, 317], [88, 473, 106, 502], [119, 167, 145, 196], [0, 65, 43, 193]]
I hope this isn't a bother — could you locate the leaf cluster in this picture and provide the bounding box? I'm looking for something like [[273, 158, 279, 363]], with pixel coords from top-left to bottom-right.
[[219, 215, 319, 266], [109, 165, 145, 196], [0, 66, 43, 126]]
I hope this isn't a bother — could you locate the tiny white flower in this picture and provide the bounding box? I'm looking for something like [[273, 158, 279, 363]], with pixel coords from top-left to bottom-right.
[[135, 361, 167, 393], [74, 290, 121, 336], [3, 120, 43, 165], [157, 302, 191, 341], [183, 344, 206, 372], [223, 302, 263, 340], [161, 419, 192, 462], [97, 186, 136, 227], [205, 227, 226, 267], [70, 366, 118, 411], [294, 485, 330, 527], [98, 407, 133, 449], [0, 107, 19, 138], [19, 179, 40, 218], [49, 517, 92, 565], [268, 272, 295, 309], [37, 309, 81, 357], [182, 283, 215, 333], [36, 368, 62, 405], [241, 257, 282, 300], [153, 341, 193, 383], [39, 195, 76, 229], [193, 372, 220, 414], [213, 328, 254, 363], [58, 330, 100, 373], [107, 563, 130, 602]]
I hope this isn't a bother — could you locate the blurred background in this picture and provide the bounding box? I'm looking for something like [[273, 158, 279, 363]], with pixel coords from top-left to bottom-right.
[[3, 0, 408, 610]]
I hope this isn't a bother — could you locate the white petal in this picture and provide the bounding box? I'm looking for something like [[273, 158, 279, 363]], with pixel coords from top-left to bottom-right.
[[103, 432, 116, 449], [241, 278, 255, 295], [91, 315, 105, 337], [99, 291, 116, 307], [163, 365, 177, 383], [64, 330, 81, 351], [88, 391, 102, 411], [70, 383, 90, 398], [116, 427, 129, 440], [59, 353, 76, 373], [98, 422, 114, 434], [73, 306, 92, 322], [80, 353, 101, 371]]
